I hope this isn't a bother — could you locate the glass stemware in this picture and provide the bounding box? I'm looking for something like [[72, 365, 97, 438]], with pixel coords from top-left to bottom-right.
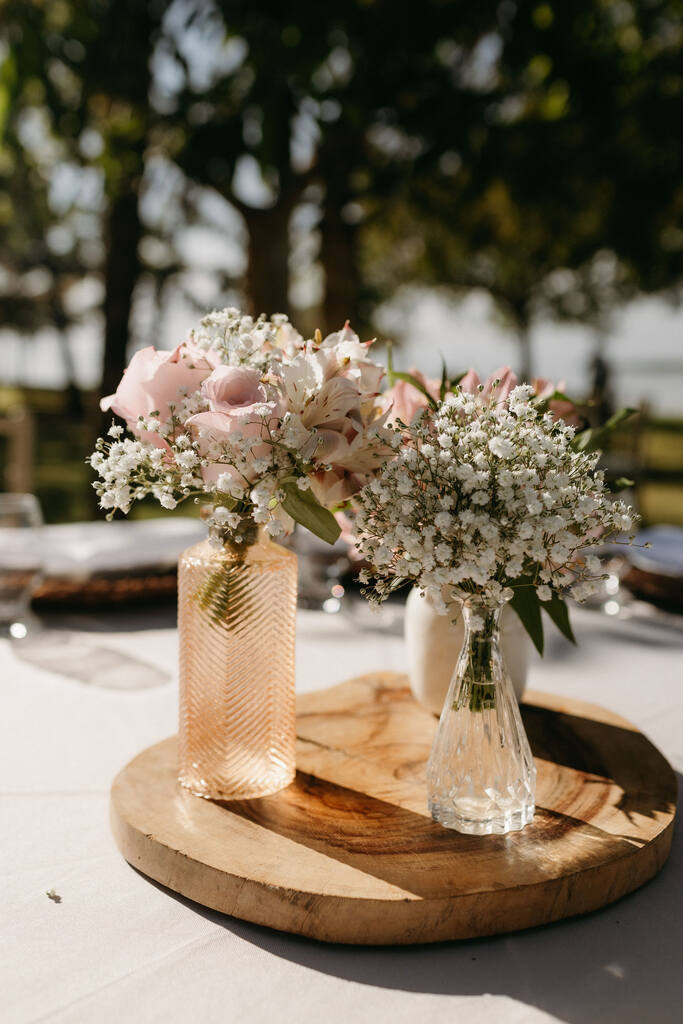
[[0, 493, 44, 639]]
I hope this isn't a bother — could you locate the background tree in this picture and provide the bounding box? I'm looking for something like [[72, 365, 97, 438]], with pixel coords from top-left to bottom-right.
[[357, 0, 683, 376], [1, 0, 681, 392]]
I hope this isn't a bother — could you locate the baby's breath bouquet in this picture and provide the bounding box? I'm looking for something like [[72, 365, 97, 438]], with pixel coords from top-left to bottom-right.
[[357, 381, 636, 646], [353, 382, 638, 835]]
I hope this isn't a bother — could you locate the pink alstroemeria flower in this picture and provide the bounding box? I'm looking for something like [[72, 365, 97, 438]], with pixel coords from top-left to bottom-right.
[[381, 369, 441, 426], [460, 366, 519, 403], [532, 378, 582, 427]]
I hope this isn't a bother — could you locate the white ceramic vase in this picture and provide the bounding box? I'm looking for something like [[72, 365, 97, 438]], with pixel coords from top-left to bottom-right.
[[405, 587, 530, 715]]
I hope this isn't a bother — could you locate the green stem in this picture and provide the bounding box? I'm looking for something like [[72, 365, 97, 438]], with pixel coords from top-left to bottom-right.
[[195, 523, 259, 627], [455, 604, 502, 713]]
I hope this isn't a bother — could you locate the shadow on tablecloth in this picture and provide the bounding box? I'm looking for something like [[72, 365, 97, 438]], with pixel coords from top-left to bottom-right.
[[145, 773, 681, 1024]]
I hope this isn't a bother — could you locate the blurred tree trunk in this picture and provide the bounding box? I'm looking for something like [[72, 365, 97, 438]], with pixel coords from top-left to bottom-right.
[[98, 1, 153, 401], [51, 295, 83, 418], [243, 202, 293, 317], [93, 185, 143, 516], [100, 188, 142, 400], [320, 204, 359, 334], [318, 126, 361, 334], [517, 325, 532, 384]]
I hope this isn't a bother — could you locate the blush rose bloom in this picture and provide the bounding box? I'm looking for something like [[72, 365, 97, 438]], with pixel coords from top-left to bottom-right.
[[186, 366, 286, 485], [100, 344, 210, 447], [381, 369, 441, 425], [199, 365, 272, 416]]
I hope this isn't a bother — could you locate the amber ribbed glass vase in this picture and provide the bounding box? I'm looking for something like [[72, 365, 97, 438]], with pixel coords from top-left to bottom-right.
[[178, 526, 298, 800]]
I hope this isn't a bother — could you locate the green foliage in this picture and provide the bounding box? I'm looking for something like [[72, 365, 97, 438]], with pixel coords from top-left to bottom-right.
[[509, 579, 576, 655], [571, 408, 636, 453], [541, 592, 576, 646], [509, 578, 545, 656], [281, 481, 341, 544], [1, 0, 681, 403]]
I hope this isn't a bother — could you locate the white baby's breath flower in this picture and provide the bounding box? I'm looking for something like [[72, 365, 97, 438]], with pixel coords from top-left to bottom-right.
[[352, 385, 638, 614], [488, 437, 515, 459], [585, 554, 602, 574]]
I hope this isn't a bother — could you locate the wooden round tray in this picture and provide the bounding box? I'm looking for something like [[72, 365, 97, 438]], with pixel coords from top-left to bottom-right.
[[111, 673, 677, 945]]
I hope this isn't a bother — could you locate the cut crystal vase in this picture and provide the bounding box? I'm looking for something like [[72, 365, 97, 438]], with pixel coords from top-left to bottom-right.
[[178, 525, 298, 800], [427, 599, 536, 835]]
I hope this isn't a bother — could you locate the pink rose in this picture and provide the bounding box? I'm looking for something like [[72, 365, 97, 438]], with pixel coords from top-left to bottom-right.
[[183, 336, 223, 370], [381, 369, 440, 425], [187, 367, 285, 485], [186, 409, 278, 486], [100, 345, 210, 447], [201, 366, 270, 416]]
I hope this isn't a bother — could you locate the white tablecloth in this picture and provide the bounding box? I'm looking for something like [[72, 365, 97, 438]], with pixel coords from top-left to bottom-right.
[[1, 600, 681, 1024]]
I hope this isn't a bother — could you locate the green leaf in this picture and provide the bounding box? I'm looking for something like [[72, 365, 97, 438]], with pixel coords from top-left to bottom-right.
[[541, 593, 576, 645], [386, 340, 395, 382], [535, 388, 574, 404], [281, 482, 341, 545], [605, 476, 635, 493], [384, 343, 438, 409], [571, 407, 635, 453], [532, 388, 576, 412], [439, 357, 449, 401], [509, 581, 544, 656]]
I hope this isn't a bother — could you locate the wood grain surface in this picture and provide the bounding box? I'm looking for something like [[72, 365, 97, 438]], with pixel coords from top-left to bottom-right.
[[110, 673, 677, 944]]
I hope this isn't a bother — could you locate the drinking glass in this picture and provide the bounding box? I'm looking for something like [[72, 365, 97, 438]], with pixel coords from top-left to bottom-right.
[[0, 493, 43, 638]]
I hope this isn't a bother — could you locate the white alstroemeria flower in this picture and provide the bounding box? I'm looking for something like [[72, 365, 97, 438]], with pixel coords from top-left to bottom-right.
[[277, 351, 326, 413]]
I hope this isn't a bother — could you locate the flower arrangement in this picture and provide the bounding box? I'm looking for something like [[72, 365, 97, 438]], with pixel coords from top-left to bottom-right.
[[91, 309, 392, 545], [356, 372, 639, 834], [354, 380, 638, 653], [371, 357, 635, 653]]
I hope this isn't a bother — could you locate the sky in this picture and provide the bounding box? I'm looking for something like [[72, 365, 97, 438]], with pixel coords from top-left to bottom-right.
[[377, 289, 683, 415]]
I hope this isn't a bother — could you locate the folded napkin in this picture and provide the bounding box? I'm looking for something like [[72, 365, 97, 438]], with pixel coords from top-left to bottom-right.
[[629, 525, 683, 578], [40, 518, 206, 579]]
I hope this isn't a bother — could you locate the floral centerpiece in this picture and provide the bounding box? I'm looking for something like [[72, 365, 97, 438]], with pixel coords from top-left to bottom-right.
[[91, 308, 392, 800], [352, 380, 638, 835], [379, 360, 633, 655], [92, 309, 391, 543]]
